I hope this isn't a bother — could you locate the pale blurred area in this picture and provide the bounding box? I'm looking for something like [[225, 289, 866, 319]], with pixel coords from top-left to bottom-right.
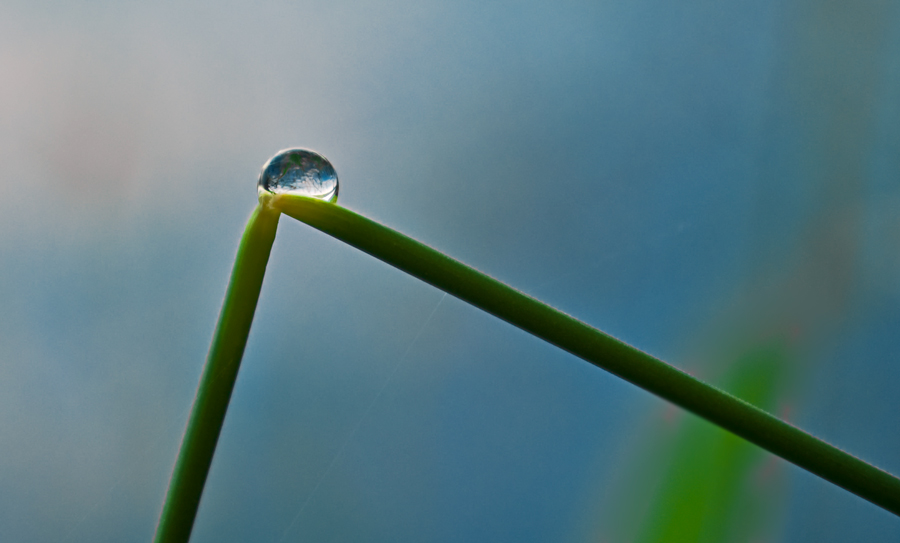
[[1, 1, 900, 542]]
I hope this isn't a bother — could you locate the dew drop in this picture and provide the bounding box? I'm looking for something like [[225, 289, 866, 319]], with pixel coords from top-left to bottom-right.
[[258, 148, 338, 203]]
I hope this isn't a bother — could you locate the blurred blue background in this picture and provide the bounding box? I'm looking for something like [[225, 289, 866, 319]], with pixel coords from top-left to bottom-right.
[[1, 1, 899, 541]]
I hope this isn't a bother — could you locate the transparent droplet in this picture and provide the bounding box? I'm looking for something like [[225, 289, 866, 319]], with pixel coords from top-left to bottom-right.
[[258, 148, 338, 203]]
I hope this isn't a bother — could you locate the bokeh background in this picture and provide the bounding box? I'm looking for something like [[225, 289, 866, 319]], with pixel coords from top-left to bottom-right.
[[2, 1, 900, 541]]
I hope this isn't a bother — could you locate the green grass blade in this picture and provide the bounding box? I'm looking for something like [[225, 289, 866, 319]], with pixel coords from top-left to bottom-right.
[[154, 204, 280, 543], [274, 194, 900, 517], [633, 342, 787, 543]]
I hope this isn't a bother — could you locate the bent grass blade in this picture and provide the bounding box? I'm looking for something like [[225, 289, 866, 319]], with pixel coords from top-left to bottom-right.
[[155, 194, 899, 543]]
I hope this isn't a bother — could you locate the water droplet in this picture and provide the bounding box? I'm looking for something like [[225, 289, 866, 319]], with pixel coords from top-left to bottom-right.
[[258, 148, 338, 203]]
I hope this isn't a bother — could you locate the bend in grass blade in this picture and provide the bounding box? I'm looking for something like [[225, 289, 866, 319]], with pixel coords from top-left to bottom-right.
[[154, 203, 280, 543], [273, 194, 900, 517]]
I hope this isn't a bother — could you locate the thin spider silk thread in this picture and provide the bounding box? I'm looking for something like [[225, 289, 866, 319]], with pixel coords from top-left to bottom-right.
[[277, 293, 447, 542]]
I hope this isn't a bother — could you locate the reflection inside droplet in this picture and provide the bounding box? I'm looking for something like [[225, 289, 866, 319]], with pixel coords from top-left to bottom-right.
[[258, 148, 338, 203]]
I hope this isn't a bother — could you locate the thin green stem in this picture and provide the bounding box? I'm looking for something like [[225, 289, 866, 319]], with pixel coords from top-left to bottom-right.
[[154, 203, 280, 543], [274, 194, 900, 517]]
